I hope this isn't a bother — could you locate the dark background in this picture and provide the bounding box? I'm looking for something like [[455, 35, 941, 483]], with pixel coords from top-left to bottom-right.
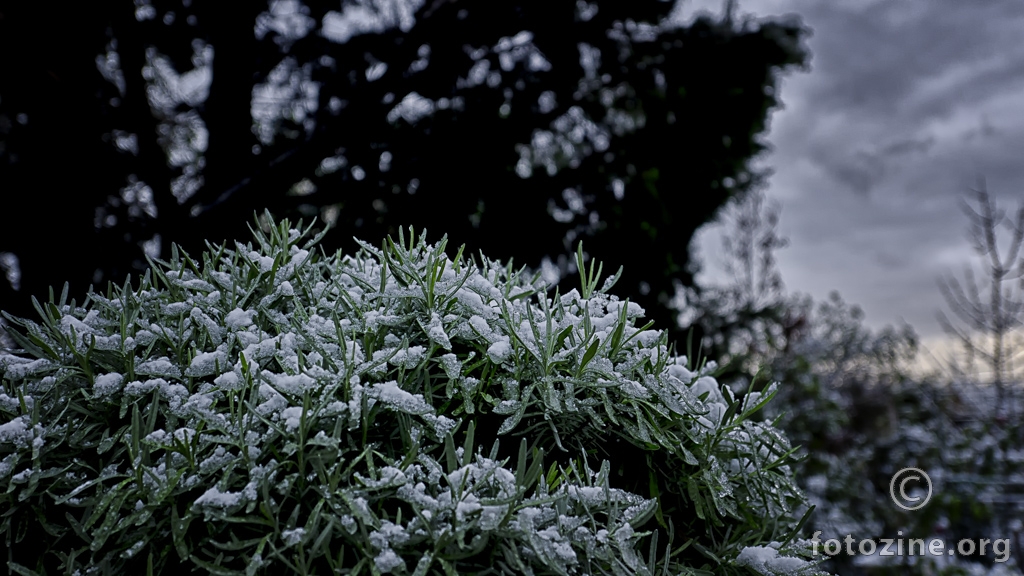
[[0, 0, 808, 352]]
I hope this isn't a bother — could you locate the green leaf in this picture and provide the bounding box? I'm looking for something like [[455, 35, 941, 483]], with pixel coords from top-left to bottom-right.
[[687, 477, 705, 521], [444, 432, 459, 473], [576, 338, 601, 378], [6, 562, 41, 576], [462, 420, 476, 466], [515, 438, 528, 486], [171, 505, 193, 560]]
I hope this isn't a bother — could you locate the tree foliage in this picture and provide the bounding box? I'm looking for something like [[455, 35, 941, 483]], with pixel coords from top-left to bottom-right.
[[675, 188, 794, 385], [0, 0, 810, 346]]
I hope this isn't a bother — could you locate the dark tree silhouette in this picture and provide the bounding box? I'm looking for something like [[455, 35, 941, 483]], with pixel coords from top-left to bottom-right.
[[0, 0, 809, 345]]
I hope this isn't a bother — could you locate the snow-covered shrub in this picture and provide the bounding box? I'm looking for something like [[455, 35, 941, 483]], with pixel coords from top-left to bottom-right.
[[0, 218, 824, 575], [754, 294, 1023, 575]]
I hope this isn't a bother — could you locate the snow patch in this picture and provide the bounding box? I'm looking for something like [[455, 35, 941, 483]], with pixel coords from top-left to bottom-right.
[[487, 339, 512, 363], [225, 308, 254, 330], [735, 544, 810, 574], [93, 372, 124, 398]]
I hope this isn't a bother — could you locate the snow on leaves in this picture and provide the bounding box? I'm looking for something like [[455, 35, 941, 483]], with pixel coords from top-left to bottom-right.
[[0, 219, 814, 574]]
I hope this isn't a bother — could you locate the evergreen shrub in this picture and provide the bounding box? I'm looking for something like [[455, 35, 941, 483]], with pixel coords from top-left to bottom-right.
[[0, 218, 824, 575]]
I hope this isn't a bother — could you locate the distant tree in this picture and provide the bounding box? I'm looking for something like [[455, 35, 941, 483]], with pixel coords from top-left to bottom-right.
[[681, 177, 1024, 576], [0, 0, 809, 346], [676, 186, 797, 384], [937, 177, 1024, 415]]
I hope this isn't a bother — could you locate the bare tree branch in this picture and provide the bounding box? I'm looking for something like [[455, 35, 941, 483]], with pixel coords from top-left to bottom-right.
[[937, 177, 1024, 416]]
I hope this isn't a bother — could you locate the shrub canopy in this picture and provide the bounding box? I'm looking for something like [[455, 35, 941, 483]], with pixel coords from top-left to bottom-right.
[[1, 218, 822, 575]]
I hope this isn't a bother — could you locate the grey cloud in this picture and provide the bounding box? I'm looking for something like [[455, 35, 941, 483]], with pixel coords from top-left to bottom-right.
[[688, 0, 1024, 347], [960, 116, 998, 143], [827, 151, 886, 195], [811, 136, 934, 196], [791, 0, 1024, 121], [881, 136, 935, 157]]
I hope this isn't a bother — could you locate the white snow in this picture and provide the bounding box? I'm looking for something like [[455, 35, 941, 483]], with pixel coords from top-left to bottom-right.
[[606, 300, 644, 318], [213, 370, 241, 390], [281, 527, 306, 546], [0, 393, 19, 412], [0, 418, 30, 447], [60, 314, 96, 335], [194, 486, 243, 509], [479, 504, 508, 530], [424, 312, 451, 350], [1, 357, 51, 379], [457, 288, 494, 317], [198, 446, 235, 475], [468, 315, 491, 336], [427, 414, 457, 438], [93, 373, 124, 398], [224, 308, 254, 330], [248, 250, 275, 273], [438, 353, 461, 379], [633, 330, 660, 347], [387, 346, 425, 369], [369, 520, 410, 549], [374, 548, 404, 573], [189, 307, 223, 343], [368, 381, 433, 415], [281, 406, 304, 432], [256, 383, 288, 416], [487, 339, 512, 363], [269, 373, 316, 395], [455, 496, 483, 521], [692, 375, 724, 405], [124, 378, 160, 396], [288, 248, 309, 268], [136, 357, 182, 378], [186, 349, 227, 377], [536, 526, 578, 563], [736, 545, 810, 574]]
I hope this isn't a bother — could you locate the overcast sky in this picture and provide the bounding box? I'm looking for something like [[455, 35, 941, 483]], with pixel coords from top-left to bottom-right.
[[679, 0, 1024, 366]]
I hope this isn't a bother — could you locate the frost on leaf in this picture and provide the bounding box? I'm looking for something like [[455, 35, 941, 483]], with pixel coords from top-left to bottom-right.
[[93, 372, 124, 398], [487, 339, 512, 363], [736, 544, 813, 575], [423, 312, 451, 350], [367, 381, 433, 415], [194, 486, 243, 511], [186, 348, 227, 377], [225, 307, 254, 330], [136, 356, 182, 378]]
